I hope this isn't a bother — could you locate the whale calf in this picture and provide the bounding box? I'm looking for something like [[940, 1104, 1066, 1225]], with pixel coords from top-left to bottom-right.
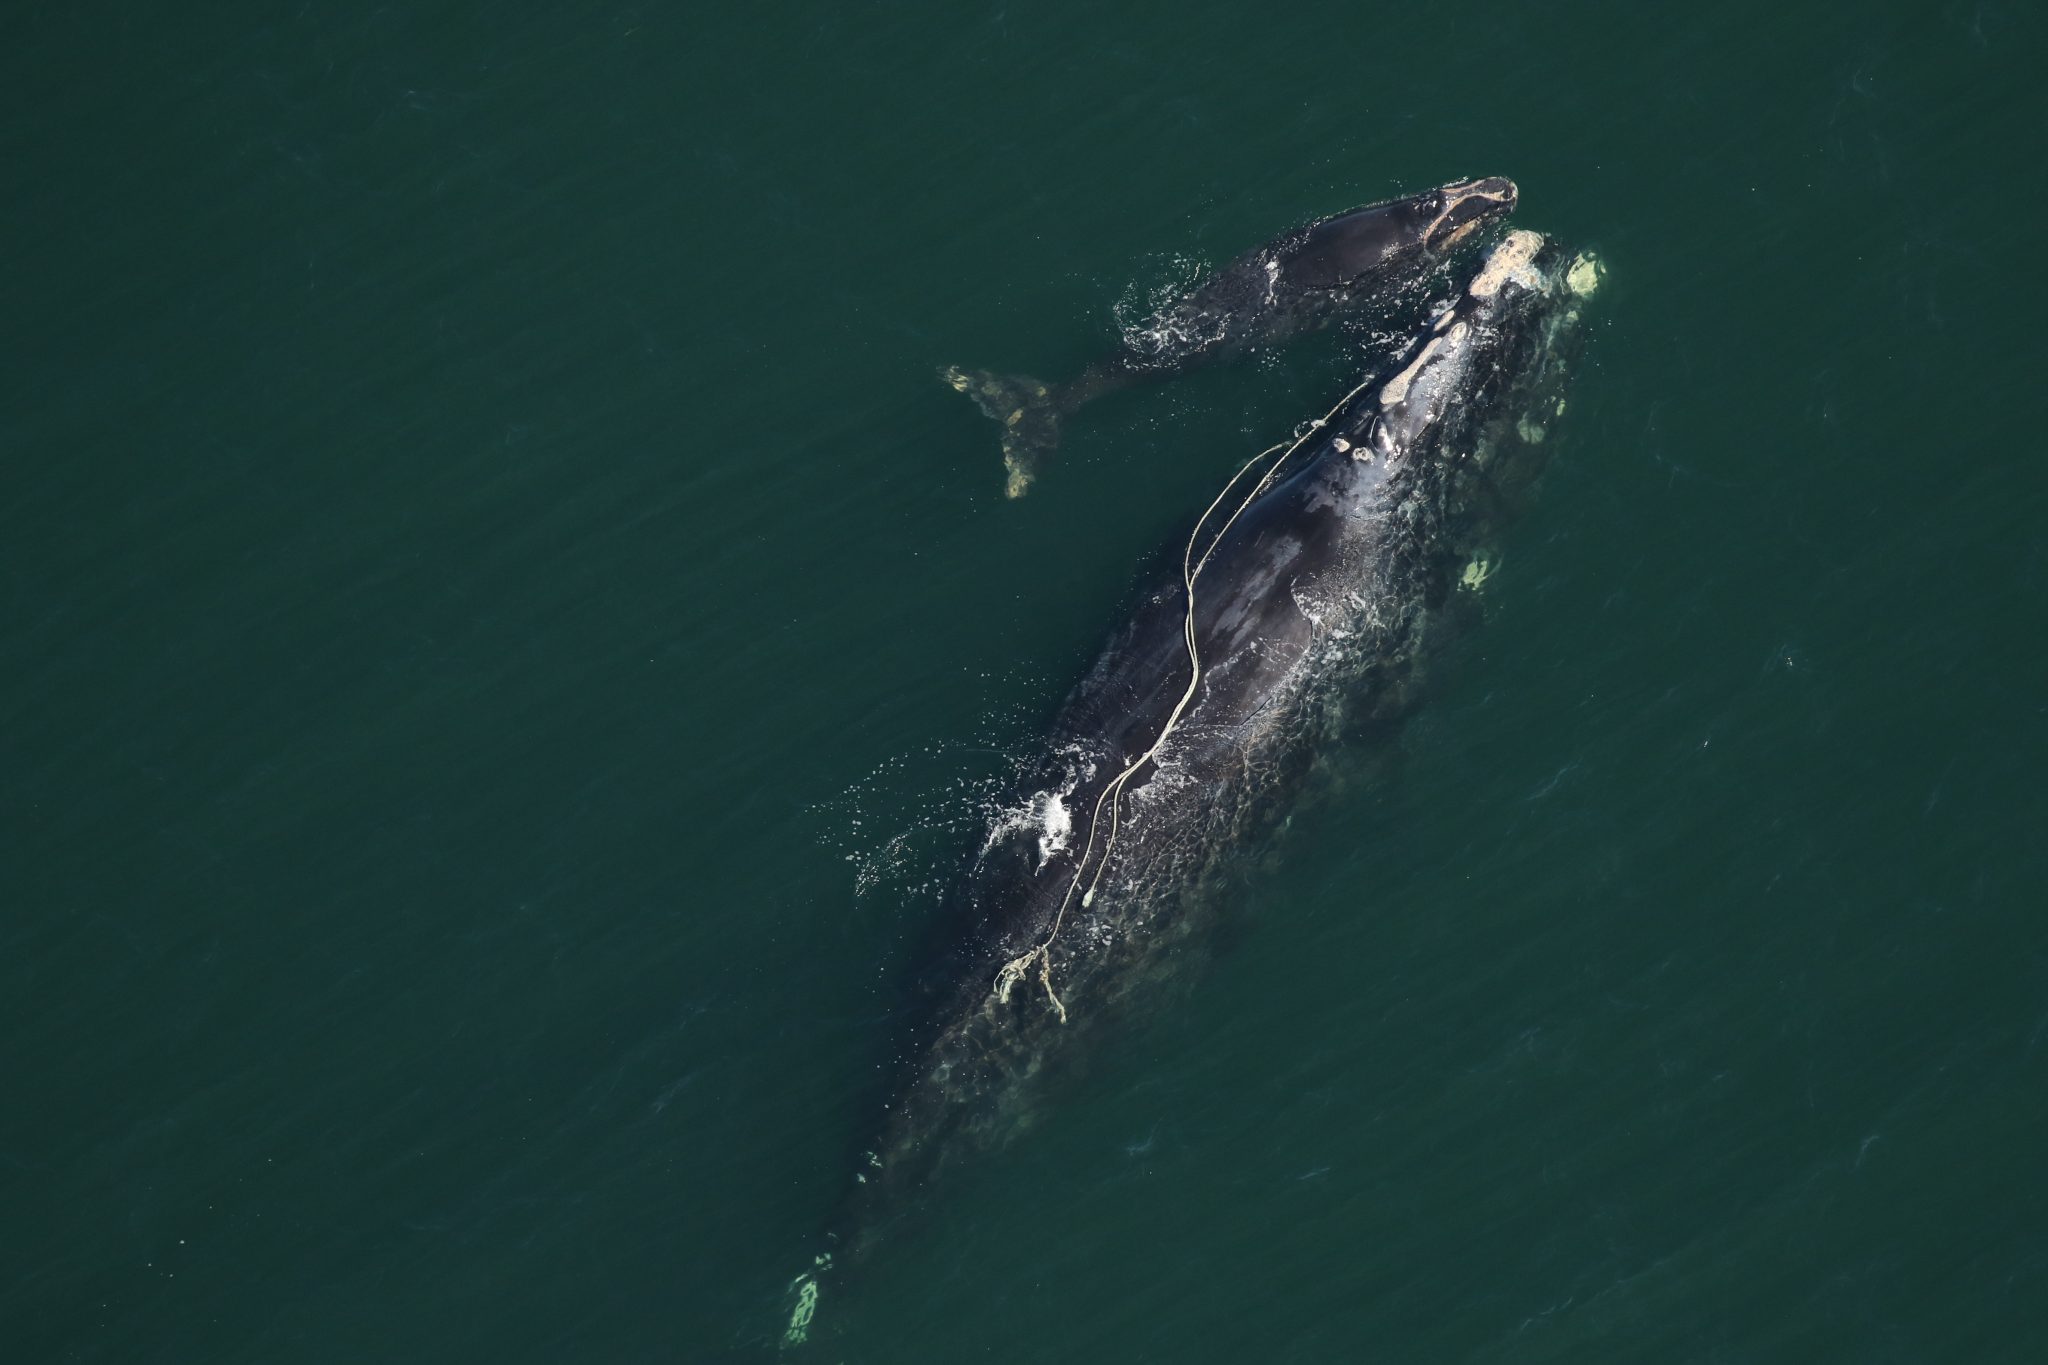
[[942, 175, 1518, 498], [790, 227, 1599, 1347]]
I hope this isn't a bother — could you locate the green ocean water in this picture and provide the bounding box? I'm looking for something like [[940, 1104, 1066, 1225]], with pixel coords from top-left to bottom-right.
[[6, 2, 2046, 1360]]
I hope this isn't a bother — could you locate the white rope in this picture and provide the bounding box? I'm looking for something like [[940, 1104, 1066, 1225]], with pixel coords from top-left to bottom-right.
[[994, 366, 1388, 1020]]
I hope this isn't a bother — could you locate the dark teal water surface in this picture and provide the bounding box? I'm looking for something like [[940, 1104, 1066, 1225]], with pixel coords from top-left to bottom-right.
[[7, 4, 2046, 1361]]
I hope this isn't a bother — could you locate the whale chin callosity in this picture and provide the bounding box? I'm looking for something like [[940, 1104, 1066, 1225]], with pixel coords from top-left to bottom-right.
[[942, 174, 1521, 497]]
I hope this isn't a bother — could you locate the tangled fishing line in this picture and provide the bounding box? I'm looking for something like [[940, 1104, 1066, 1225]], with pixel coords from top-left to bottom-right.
[[992, 368, 1388, 1021]]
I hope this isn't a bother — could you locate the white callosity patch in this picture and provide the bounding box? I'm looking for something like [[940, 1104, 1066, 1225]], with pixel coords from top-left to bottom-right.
[[1466, 229, 1547, 299], [1566, 251, 1604, 297], [1377, 319, 1467, 410]]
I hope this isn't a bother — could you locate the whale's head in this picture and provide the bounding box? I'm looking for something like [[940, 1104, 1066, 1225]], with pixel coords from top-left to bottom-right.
[[1353, 227, 1598, 513], [1286, 176, 1518, 290], [1421, 176, 1519, 252]]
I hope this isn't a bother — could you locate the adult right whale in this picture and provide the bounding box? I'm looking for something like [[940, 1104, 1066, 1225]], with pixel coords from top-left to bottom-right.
[[942, 175, 1518, 498], [786, 227, 1601, 1349]]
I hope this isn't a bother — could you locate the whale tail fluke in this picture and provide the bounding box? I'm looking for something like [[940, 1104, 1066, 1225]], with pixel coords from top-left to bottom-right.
[[939, 366, 1063, 498], [779, 1270, 821, 1349], [777, 1249, 835, 1353]]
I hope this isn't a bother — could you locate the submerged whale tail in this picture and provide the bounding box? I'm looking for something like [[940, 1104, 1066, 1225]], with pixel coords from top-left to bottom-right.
[[780, 1263, 824, 1349], [940, 366, 1063, 499], [778, 1243, 841, 1352]]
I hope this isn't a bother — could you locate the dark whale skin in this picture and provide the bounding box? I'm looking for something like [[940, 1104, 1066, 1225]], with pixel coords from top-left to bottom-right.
[[783, 229, 1597, 1347], [943, 175, 1519, 497]]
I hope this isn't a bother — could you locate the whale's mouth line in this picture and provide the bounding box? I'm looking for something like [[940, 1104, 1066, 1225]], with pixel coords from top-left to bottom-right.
[[1422, 178, 1519, 252]]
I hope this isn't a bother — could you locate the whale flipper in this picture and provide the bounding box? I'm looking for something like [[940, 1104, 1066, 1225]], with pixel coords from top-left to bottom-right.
[[940, 366, 1063, 498]]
